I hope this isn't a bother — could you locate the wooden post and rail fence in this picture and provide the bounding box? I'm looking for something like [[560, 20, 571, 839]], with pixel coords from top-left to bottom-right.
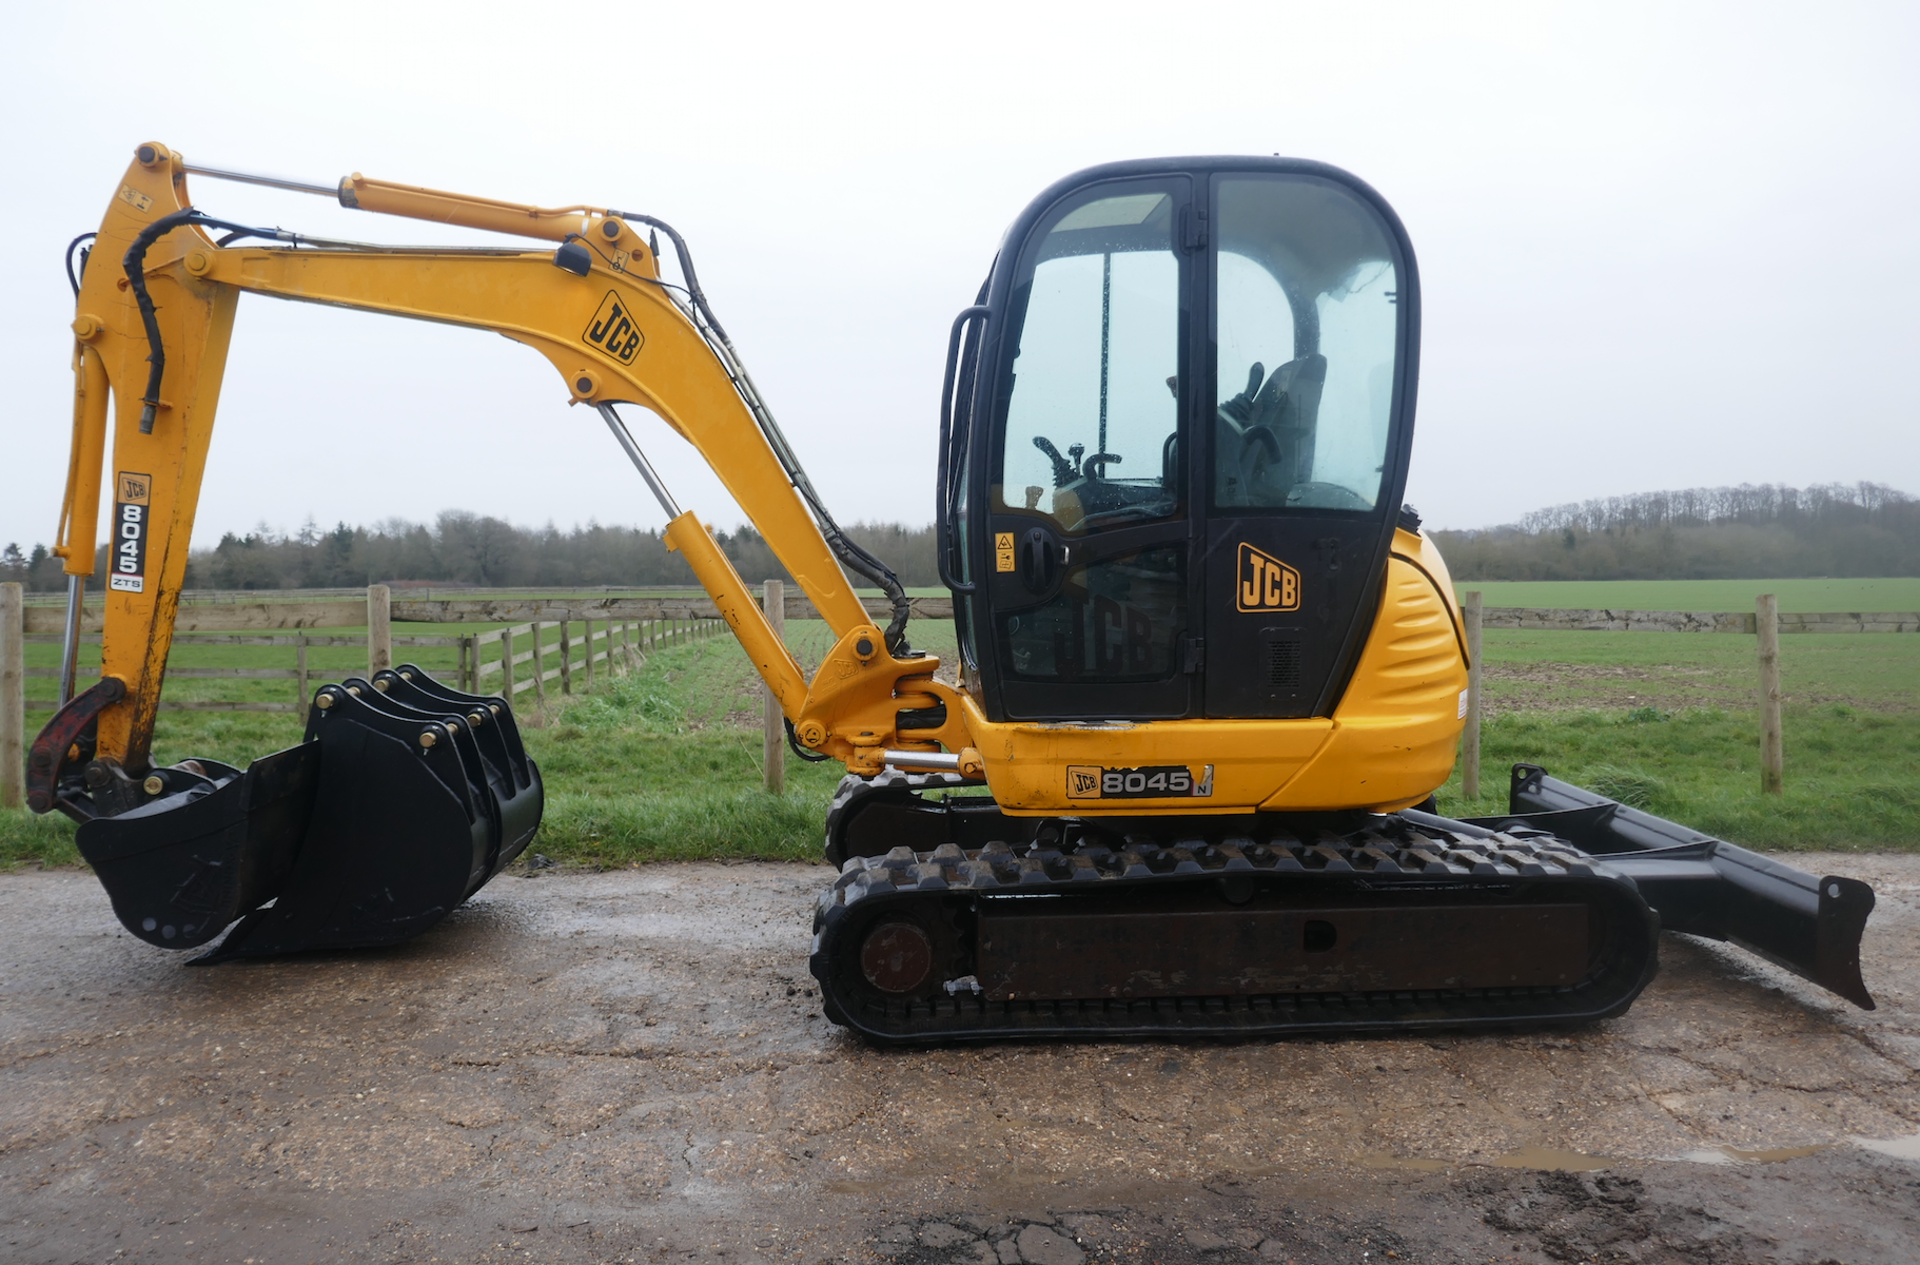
[[3, 583, 1916, 809], [1457, 593, 1815, 798]]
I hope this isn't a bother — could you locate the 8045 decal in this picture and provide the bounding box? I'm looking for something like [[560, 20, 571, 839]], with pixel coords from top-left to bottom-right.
[[1066, 764, 1214, 800], [109, 471, 151, 594]]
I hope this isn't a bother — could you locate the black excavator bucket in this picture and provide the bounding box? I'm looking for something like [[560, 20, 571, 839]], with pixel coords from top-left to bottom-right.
[[1465, 764, 1875, 1009], [72, 666, 542, 962]]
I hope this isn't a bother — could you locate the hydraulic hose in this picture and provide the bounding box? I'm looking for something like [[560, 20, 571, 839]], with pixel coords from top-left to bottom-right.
[[122, 211, 290, 434], [66, 233, 96, 297], [122, 210, 201, 432], [611, 208, 914, 656]]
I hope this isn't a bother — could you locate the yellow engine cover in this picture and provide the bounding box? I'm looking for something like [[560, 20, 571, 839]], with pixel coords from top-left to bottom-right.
[[963, 529, 1468, 816]]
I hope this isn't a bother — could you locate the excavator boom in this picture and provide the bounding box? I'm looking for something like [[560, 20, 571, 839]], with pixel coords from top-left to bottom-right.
[[30, 142, 971, 960]]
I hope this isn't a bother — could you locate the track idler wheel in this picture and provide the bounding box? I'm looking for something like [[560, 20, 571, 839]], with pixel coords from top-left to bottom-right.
[[844, 897, 965, 1005], [861, 921, 936, 994]]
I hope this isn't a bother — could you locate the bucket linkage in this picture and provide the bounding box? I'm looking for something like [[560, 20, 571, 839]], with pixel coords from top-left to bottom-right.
[[59, 666, 541, 962]]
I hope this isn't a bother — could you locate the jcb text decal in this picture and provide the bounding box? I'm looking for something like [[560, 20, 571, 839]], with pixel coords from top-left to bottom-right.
[[1066, 764, 1214, 799], [110, 471, 151, 594], [583, 291, 646, 364], [1236, 542, 1300, 612]]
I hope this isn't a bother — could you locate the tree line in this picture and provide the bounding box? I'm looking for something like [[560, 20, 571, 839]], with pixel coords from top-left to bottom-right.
[[0, 515, 940, 592], [1433, 482, 1920, 581], [8, 480, 1913, 592]]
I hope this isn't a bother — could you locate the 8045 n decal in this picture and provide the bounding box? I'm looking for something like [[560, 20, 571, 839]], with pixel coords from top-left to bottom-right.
[[1066, 764, 1214, 799]]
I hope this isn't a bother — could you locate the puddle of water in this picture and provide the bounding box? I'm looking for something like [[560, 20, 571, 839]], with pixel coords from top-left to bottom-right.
[[1719, 1144, 1833, 1164], [1855, 1133, 1920, 1160], [1489, 1146, 1616, 1172], [1672, 1143, 1839, 1165], [1353, 1153, 1452, 1172]]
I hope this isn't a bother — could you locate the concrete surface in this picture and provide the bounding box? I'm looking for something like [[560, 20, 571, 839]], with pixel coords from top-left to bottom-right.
[[1, 855, 1916, 1264]]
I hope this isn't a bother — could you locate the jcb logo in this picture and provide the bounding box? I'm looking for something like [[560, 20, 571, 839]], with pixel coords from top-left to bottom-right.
[[583, 291, 645, 364], [1236, 543, 1300, 612]]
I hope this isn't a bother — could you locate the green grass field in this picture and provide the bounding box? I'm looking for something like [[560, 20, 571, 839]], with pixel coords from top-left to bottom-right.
[[1429, 629, 1920, 849], [1451, 577, 1920, 612], [4, 604, 1916, 868]]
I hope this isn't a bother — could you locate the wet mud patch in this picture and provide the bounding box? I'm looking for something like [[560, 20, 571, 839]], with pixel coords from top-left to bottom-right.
[[874, 1152, 1920, 1265]]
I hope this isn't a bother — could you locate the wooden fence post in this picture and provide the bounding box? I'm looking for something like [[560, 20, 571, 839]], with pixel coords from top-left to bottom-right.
[[502, 625, 516, 699], [367, 584, 391, 676], [1, 582, 23, 810], [584, 618, 596, 692], [1758, 593, 1783, 794], [1462, 589, 1483, 802], [558, 619, 571, 695], [532, 620, 548, 707], [763, 580, 786, 794], [295, 632, 310, 725]]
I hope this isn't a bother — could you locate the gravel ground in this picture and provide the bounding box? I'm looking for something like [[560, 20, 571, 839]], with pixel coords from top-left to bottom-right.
[[1, 855, 1916, 1264]]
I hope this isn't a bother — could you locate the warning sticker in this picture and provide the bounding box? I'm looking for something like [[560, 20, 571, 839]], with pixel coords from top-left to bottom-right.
[[995, 532, 1015, 572]]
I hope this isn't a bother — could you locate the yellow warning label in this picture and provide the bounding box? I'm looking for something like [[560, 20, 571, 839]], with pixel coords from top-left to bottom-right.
[[116, 184, 153, 214], [995, 532, 1016, 572]]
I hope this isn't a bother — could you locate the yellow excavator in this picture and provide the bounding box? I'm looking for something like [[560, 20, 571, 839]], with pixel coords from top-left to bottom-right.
[[26, 142, 1876, 1040]]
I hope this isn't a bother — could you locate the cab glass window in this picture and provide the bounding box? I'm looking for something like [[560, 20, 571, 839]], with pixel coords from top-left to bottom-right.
[[1000, 545, 1185, 682], [995, 185, 1185, 535], [1212, 175, 1399, 513]]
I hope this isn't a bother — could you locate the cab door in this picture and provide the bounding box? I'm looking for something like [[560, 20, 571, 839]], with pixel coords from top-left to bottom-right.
[[958, 160, 1418, 725], [972, 176, 1197, 721], [1199, 171, 1415, 718]]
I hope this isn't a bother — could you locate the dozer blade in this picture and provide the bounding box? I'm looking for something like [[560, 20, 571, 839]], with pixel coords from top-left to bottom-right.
[[73, 667, 542, 962], [1464, 764, 1876, 1009]]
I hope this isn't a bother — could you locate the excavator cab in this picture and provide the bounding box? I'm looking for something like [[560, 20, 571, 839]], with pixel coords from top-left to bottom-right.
[[941, 160, 1417, 725]]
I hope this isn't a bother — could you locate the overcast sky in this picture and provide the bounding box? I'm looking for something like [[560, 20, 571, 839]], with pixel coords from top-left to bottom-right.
[[3, 1, 1915, 555]]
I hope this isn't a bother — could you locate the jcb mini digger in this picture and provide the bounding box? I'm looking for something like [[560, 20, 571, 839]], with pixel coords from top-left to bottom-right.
[[26, 142, 1876, 1039]]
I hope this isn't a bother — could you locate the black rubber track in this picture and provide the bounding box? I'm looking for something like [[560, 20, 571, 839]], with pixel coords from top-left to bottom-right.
[[809, 820, 1661, 1045]]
